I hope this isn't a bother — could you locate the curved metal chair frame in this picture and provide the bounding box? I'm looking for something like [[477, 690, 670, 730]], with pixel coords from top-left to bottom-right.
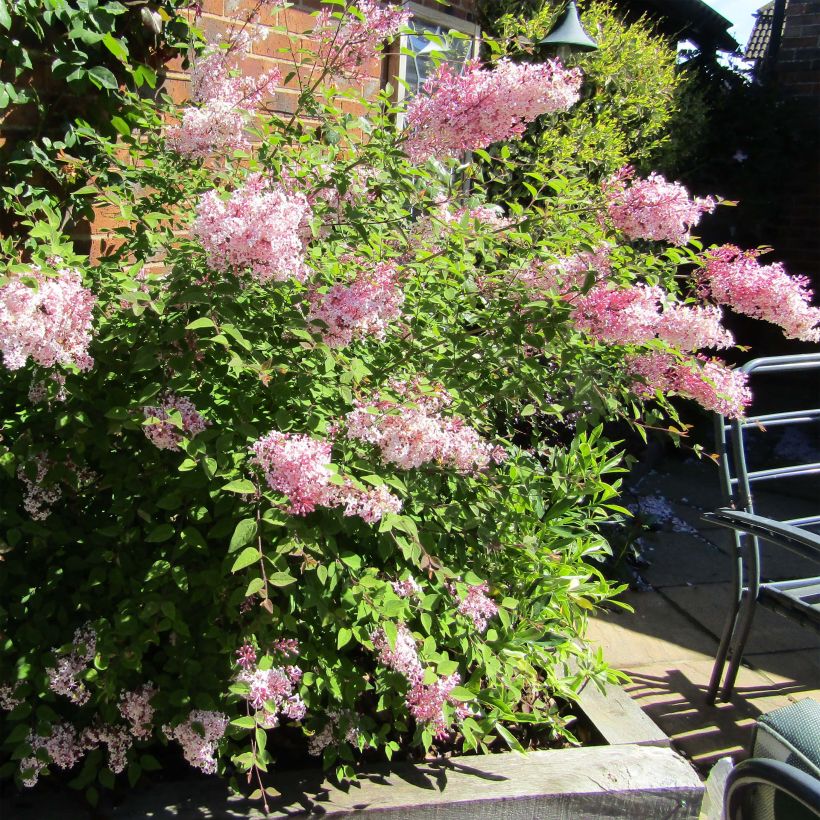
[[707, 353, 820, 704], [724, 757, 820, 819]]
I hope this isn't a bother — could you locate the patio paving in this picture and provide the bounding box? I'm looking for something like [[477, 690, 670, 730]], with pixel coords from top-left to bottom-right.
[[587, 457, 820, 775]]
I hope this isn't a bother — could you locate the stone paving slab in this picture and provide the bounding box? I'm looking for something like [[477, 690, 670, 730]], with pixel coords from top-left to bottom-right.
[[661, 583, 820, 654], [587, 591, 719, 668]]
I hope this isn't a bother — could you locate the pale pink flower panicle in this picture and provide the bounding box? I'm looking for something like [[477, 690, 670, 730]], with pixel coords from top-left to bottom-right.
[[193, 174, 313, 284], [250, 430, 402, 520], [17, 453, 62, 521], [143, 392, 209, 451], [167, 27, 280, 158], [315, 1, 410, 80], [163, 710, 228, 775], [118, 683, 158, 740], [453, 581, 498, 633], [46, 625, 97, 706], [701, 245, 820, 343], [251, 430, 334, 515], [81, 723, 133, 774], [236, 643, 257, 669], [406, 673, 470, 740], [405, 58, 582, 161], [337, 481, 403, 523], [21, 723, 85, 787], [628, 352, 751, 419], [392, 576, 421, 598], [603, 166, 716, 246], [572, 284, 733, 351], [0, 683, 22, 711], [306, 258, 405, 347], [346, 382, 506, 474], [0, 265, 95, 372], [371, 623, 423, 683], [235, 650, 306, 728]]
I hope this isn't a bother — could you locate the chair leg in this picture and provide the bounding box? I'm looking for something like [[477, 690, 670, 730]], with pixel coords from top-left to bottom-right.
[[707, 592, 742, 704], [719, 590, 758, 702]]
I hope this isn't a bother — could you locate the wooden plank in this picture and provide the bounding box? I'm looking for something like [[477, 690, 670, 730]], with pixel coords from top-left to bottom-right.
[[0, 744, 702, 819], [575, 676, 671, 747]]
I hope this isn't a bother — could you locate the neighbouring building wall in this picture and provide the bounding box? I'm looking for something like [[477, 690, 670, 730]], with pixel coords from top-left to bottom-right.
[[765, 1, 820, 283]]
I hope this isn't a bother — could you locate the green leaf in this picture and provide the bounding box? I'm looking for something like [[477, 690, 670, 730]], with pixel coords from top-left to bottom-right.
[[448, 686, 476, 702], [231, 547, 259, 573], [231, 716, 256, 730], [140, 754, 161, 772], [0, 1, 10, 30], [245, 577, 265, 596], [268, 571, 296, 587], [102, 33, 129, 62], [229, 518, 257, 552], [146, 524, 174, 543], [186, 317, 217, 331], [222, 479, 256, 494], [87, 66, 119, 90], [495, 724, 524, 753], [337, 627, 352, 649], [110, 116, 131, 137]]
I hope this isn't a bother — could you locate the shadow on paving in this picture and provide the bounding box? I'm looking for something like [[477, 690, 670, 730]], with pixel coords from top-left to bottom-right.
[[589, 456, 820, 775]]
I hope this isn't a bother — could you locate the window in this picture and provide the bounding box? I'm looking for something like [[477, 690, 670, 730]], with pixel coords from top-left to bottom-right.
[[395, 2, 480, 107]]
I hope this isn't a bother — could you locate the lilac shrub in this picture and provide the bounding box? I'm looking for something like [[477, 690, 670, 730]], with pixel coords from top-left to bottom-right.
[[1, 0, 819, 810]]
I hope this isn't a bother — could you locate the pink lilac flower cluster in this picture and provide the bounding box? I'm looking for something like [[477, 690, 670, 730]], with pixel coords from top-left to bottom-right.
[[314, 0, 410, 80], [251, 431, 333, 514], [250, 430, 402, 521], [392, 576, 421, 598], [28, 372, 67, 404], [345, 383, 507, 474], [194, 174, 313, 284], [700, 245, 820, 343], [17, 453, 62, 520], [306, 259, 405, 347], [371, 623, 423, 683], [143, 393, 208, 451], [236, 643, 257, 669], [517, 245, 612, 297], [405, 58, 582, 161], [307, 709, 363, 756], [336, 482, 403, 523], [271, 637, 300, 657], [572, 284, 733, 351], [371, 625, 468, 738], [235, 651, 306, 728], [628, 352, 751, 418], [0, 683, 22, 711], [167, 27, 280, 158], [21, 723, 85, 787], [406, 673, 470, 740], [0, 264, 95, 371], [163, 710, 229, 775], [453, 582, 498, 633], [21, 719, 140, 787], [118, 683, 158, 740], [603, 166, 716, 246], [82, 723, 133, 774], [46, 625, 97, 706]]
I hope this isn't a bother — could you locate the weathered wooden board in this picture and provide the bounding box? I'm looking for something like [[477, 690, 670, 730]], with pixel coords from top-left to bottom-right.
[[575, 676, 671, 747], [3, 744, 703, 819]]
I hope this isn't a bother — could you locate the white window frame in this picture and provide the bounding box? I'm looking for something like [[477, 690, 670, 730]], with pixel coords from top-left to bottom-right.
[[395, 2, 481, 116]]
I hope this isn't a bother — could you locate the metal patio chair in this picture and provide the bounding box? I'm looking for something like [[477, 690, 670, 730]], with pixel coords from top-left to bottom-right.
[[705, 353, 820, 704]]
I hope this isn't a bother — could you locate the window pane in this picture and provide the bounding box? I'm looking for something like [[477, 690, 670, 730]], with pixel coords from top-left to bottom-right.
[[404, 17, 474, 100]]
